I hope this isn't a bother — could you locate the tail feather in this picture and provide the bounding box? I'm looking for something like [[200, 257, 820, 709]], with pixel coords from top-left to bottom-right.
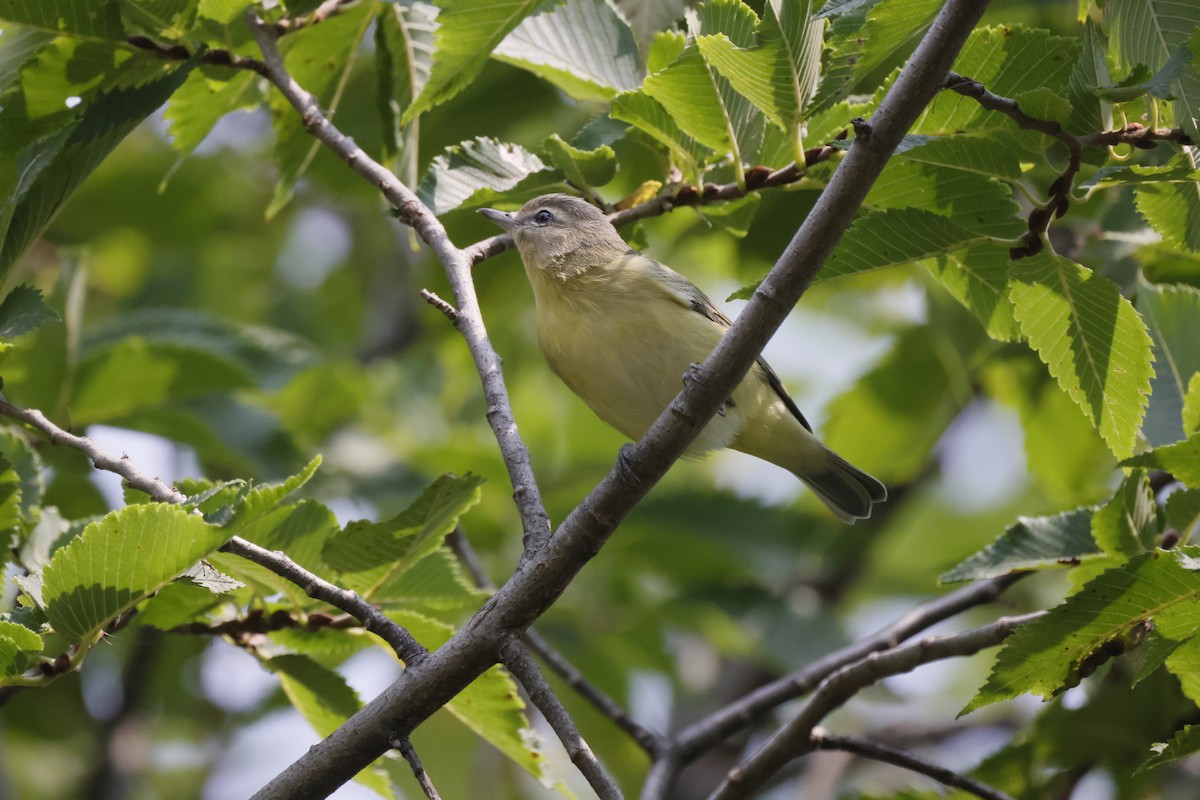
[[796, 448, 887, 524]]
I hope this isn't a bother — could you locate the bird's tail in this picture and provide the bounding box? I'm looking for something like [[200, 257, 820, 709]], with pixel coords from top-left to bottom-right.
[[795, 447, 887, 524]]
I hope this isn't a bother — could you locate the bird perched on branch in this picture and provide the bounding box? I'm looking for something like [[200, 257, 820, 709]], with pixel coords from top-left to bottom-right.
[[480, 193, 885, 523]]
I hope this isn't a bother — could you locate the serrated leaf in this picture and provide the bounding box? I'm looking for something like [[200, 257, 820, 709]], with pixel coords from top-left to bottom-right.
[[0, 0, 126, 39], [1008, 252, 1154, 459], [941, 507, 1100, 583], [0, 620, 43, 678], [323, 474, 484, 601], [1092, 471, 1159, 558], [226, 455, 322, 534], [181, 560, 243, 593], [0, 285, 60, 339], [1184, 373, 1200, 436], [375, 1, 437, 163], [1138, 724, 1200, 773], [1096, 45, 1192, 102], [493, 0, 643, 102], [372, 547, 490, 609], [42, 503, 227, 645], [964, 547, 1200, 713], [1013, 87, 1072, 124], [927, 247, 1019, 342], [134, 580, 224, 629], [1137, 280, 1200, 446], [1083, 159, 1200, 189], [401, 0, 545, 124], [270, 654, 396, 798], [866, 154, 1023, 237], [610, 89, 708, 176], [918, 26, 1079, 136], [1166, 635, 1200, 703], [1109, 0, 1200, 141], [1066, 19, 1112, 135], [416, 137, 556, 215], [164, 65, 257, 156], [0, 55, 196, 280], [1122, 432, 1200, 486], [538, 134, 617, 190], [612, 0, 688, 53], [1134, 152, 1200, 253]]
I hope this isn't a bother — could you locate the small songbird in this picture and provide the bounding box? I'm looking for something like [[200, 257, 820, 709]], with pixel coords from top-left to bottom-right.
[[480, 194, 886, 522]]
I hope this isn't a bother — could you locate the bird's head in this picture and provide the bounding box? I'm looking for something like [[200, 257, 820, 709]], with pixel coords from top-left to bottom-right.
[[479, 194, 628, 278]]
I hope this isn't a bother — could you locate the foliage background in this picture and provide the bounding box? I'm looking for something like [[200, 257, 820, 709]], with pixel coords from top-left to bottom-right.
[[0, 0, 1199, 798]]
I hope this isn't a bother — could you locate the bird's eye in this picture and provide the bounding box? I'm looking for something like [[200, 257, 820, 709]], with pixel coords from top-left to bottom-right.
[[533, 209, 554, 225]]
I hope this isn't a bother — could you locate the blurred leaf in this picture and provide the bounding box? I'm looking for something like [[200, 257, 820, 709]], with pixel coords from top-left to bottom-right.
[[0, 0, 126, 39], [417, 136, 557, 215], [1138, 724, 1200, 774], [1083, 159, 1200, 190], [941, 508, 1100, 583], [0, 620, 43, 678], [0, 455, 22, 542], [270, 654, 397, 798], [494, 0, 643, 102], [323, 473, 485, 600], [964, 547, 1200, 713], [0, 285, 60, 341], [196, 0, 247, 24], [693, 192, 759, 237], [612, 0, 689, 53], [1167, 635, 1200, 703], [117, 0, 197, 37], [1137, 280, 1200, 446], [1009, 252, 1154, 460], [1166, 486, 1200, 536], [0, 56, 196, 280], [1092, 470, 1159, 558], [1184, 373, 1200, 435], [42, 503, 227, 645], [1122, 432, 1200, 486], [1108, 0, 1200, 141], [401, 0, 545, 124], [374, 1, 438, 159]]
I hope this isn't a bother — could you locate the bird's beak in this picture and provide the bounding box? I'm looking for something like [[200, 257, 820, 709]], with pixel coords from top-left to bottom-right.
[[478, 208, 517, 231]]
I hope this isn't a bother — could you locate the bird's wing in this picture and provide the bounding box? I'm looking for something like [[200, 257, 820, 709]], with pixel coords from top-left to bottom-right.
[[646, 259, 814, 434]]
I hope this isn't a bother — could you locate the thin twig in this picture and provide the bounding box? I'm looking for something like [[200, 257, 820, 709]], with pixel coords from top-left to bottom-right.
[[248, 15, 552, 559], [420, 289, 460, 323], [502, 642, 625, 800], [274, 0, 357, 33], [707, 612, 1043, 800], [392, 738, 442, 800], [674, 573, 1023, 761], [810, 729, 1016, 800], [0, 397, 428, 666]]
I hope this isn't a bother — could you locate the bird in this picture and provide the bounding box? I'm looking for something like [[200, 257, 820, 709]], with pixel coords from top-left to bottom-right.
[[479, 193, 886, 522]]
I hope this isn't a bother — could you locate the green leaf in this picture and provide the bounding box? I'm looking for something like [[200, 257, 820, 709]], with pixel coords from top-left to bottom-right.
[[196, 0, 247, 24], [1166, 635, 1200, 704], [1096, 45, 1193, 103], [1134, 153, 1200, 253], [270, 654, 396, 798], [1137, 280, 1200, 446], [0, 427, 45, 523], [1138, 724, 1200, 774], [964, 547, 1200, 713], [0, 285, 60, 339], [610, 89, 709, 176], [42, 503, 228, 645], [1083, 159, 1200, 189], [133, 580, 224, 629], [374, 1, 438, 161], [538, 134, 617, 190], [1166, 486, 1200, 536], [70, 338, 254, 425], [941, 507, 1100, 583], [401, 0, 545, 124], [1184, 373, 1200, 435], [493, 0, 643, 102], [1108, 0, 1200, 141], [927, 247, 1019, 342], [0, 620, 43, 678], [1008, 252, 1155, 459], [416, 136, 556, 215], [0, 0, 126, 40], [0, 55, 196, 280], [1065, 19, 1112, 135], [323, 474, 485, 601], [1092, 471, 1159, 558], [918, 26, 1079, 136], [164, 65, 257, 156], [226, 455, 322, 534], [372, 547, 490, 609], [1122, 432, 1200, 486]]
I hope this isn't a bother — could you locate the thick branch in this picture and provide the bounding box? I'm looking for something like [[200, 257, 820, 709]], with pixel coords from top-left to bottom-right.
[[0, 397, 428, 666], [707, 612, 1043, 800], [247, 16, 551, 557], [810, 730, 1016, 800]]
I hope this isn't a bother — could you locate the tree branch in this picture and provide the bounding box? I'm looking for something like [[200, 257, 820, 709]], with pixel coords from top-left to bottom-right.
[[247, 15, 552, 558], [392, 738, 442, 800], [247, 0, 994, 794], [809, 729, 1016, 800], [707, 612, 1043, 800], [0, 397, 428, 666], [502, 642, 625, 800], [674, 573, 1023, 761]]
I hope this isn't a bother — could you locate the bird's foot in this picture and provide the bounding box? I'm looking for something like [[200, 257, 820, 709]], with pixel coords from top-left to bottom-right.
[[616, 443, 641, 487]]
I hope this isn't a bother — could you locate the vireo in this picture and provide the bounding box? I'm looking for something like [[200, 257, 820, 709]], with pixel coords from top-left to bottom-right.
[[481, 194, 885, 522]]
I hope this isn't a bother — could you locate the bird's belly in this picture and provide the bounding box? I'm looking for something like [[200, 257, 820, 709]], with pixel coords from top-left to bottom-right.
[[536, 299, 744, 453]]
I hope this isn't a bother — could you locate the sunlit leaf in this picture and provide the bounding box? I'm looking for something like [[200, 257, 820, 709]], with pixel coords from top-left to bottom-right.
[[1138, 724, 1200, 774], [1122, 432, 1200, 487], [1091, 470, 1159, 558], [0, 0, 125, 39], [941, 507, 1100, 583], [0, 285, 60, 339], [417, 136, 557, 215], [0, 620, 43, 678], [1108, 0, 1200, 141], [1138, 280, 1200, 446]]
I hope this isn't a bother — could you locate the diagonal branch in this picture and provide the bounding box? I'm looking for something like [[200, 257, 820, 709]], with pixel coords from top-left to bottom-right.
[[0, 397, 428, 666], [246, 16, 551, 558], [810, 730, 1016, 800], [707, 612, 1044, 800]]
